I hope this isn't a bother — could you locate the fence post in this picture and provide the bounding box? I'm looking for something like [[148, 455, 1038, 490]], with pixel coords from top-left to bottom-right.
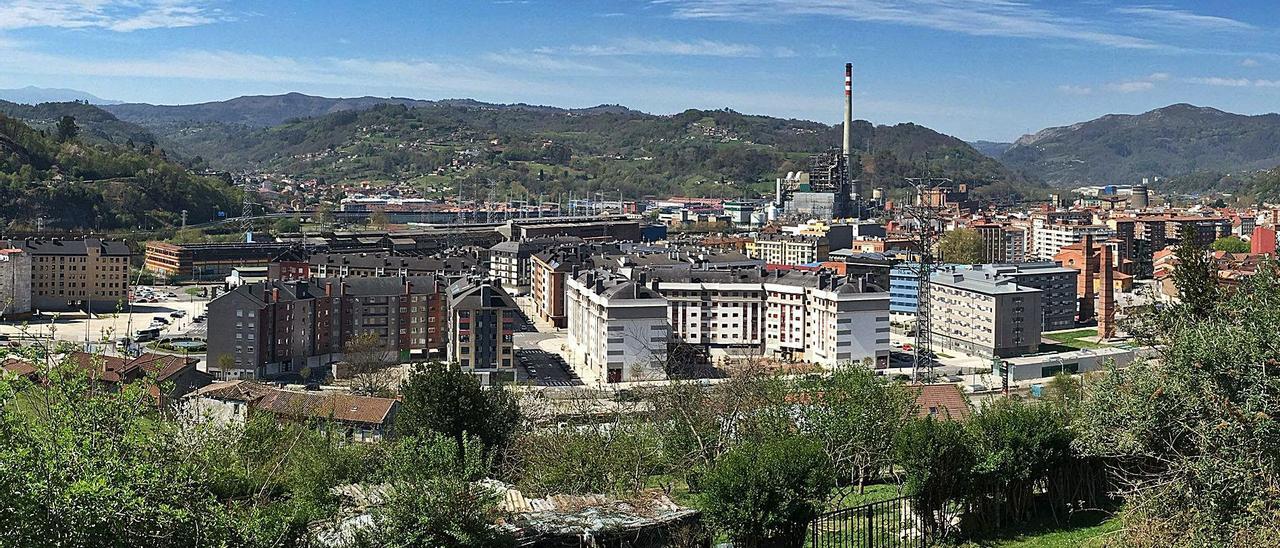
[[865, 505, 874, 548]]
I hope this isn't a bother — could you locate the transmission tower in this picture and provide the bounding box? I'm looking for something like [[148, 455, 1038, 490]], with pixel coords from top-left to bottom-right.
[[901, 178, 949, 384], [240, 191, 254, 241]]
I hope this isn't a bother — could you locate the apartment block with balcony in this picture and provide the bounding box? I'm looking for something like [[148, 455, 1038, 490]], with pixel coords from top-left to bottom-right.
[[746, 233, 830, 266], [646, 268, 890, 368], [206, 276, 448, 380], [447, 277, 519, 383], [5, 238, 131, 312], [565, 269, 669, 383], [929, 268, 1042, 359]]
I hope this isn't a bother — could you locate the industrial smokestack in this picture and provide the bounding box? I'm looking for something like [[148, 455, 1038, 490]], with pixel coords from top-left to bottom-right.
[[843, 63, 852, 157]]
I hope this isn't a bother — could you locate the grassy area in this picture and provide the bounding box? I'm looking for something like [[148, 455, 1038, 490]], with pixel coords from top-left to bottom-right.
[[1043, 329, 1108, 350], [963, 512, 1123, 547]]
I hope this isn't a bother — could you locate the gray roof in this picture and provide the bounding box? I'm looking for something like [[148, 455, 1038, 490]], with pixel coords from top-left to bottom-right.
[[930, 268, 1041, 296], [4, 238, 130, 256]]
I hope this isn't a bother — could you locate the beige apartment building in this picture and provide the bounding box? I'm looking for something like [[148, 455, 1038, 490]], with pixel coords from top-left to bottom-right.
[[747, 233, 829, 266], [929, 268, 1042, 359], [5, 238, 131, 312]]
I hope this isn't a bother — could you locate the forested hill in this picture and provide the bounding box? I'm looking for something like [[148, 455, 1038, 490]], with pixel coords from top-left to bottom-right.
[[0, 100, 158, 148], [1002, 104, 1280, 186], [103, 93, 642, 127], [0, 113, 241, 230], [126, 99, 1017, 200]]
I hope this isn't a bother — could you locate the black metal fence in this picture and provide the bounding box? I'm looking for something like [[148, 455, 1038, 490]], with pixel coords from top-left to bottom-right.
[[808, 496, 931, 548]]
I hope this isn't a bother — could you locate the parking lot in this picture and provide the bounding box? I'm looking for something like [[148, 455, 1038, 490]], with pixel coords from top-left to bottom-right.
[[0, 286, 212, 348]]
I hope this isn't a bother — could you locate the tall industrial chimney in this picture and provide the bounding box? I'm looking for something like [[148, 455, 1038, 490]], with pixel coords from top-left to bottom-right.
[[843, 63, 853, 158]]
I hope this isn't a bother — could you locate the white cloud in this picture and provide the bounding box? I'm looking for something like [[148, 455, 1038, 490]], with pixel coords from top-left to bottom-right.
[[1242, 58, 1260, 67], [543, 38, 790, 58], [1255, 80, 1280, 88], [0, 48, 548, 98], [655, 0, 1162, 49], [0, 0, 227, 32], [1105, 80, 1154, 93], [1112, 7, 1255, 32], [481, 51, 606, 73], [1148, 72, 1171, 81], [1185, 76, 1253, 87], [1057, 85, 1092, 95]]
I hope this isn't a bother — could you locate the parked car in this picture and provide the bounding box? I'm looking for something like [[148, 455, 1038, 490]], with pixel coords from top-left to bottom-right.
[[152, 317, 170, 325], [169, 310, 187, 318]]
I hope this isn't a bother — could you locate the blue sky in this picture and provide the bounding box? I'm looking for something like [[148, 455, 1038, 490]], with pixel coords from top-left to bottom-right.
[[0, 1, 1277, 141]]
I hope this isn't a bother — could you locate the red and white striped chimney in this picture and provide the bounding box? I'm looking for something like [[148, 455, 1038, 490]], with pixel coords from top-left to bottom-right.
[[843, 62, 853, 157]]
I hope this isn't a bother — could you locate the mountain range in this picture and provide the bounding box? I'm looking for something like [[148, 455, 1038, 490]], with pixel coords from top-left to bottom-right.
[[8, 88, 1280, 201], [1000, 104, 1280, 187]]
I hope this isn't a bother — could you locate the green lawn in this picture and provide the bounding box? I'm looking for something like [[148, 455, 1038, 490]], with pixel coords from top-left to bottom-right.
[[964, 512, 1123, 547], [1043, 329, 1108, 350]]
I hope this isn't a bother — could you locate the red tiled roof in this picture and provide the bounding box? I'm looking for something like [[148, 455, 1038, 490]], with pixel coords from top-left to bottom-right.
[[913, 384, 971, 420], [1, 358, 36, 379], [189, 380, 397, 426]]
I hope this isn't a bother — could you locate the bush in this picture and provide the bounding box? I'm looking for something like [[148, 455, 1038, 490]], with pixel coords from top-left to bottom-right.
[[699, 435, 834, 548], [895, 417, 974, 538]]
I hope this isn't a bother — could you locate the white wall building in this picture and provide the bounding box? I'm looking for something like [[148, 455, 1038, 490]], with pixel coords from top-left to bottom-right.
[[648, 268, 889, 368], [1032, 224, 1115, 261], [565, 270, 670, 383]]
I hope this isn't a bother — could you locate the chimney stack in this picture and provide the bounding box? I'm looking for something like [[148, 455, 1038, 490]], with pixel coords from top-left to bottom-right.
[[843, 63, 852, 158]]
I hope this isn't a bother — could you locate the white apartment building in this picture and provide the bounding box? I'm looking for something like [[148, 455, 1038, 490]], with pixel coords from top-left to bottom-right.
[[0, 248, 31, 317], [565, 270, 670, 384], [1032, 224, 1115, 261], [647, 268, 889, 368]]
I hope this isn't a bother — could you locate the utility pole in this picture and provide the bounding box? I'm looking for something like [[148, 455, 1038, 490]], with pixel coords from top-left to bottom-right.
[[180, 209, 188, 230]]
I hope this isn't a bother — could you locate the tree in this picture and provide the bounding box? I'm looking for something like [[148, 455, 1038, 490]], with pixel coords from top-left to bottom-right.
[[895, 416, 974, 538], [1172, 225, 1218, 317], [355, 434, 513, 548], [343, 332, 396, 396], [799, 367, 915, 495], [963, 399, 1074, 531], [314, 202, 335, 227], [1210, 235, 1249, 253], [700, 435, 835, 548], [54, 115, 78, 143], [397, 363, 521, 464], [273, 216, 302, 234], [1075, 265, 1280, 546], [937, 228, 983, 264], [369, 209, 391, 228], [216, 353, 235, 380]]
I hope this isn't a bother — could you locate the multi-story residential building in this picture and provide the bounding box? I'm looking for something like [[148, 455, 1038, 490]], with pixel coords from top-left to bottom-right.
[[929, 268, 1042, 358], [447, 277, 518, 383], [565, 270, 669, 383], [504, 215, 642, 242], [206, 276, 448, 380], [888, 264, 921, 317], [646, 268, 890, 368], [488, 236, 583, 296], [969, 263, 1078, 332], [1031, 223, 1115, 261], [5, 238, 131, 312], [746, 233, 830, 266], [0, 247, 31, 318], [1003, 226, 1029, 263], [308, 251, 478, 280], [1165, 216, 1232, 247], [530, 250, 597, 329], [973, 223, 1008, 264]]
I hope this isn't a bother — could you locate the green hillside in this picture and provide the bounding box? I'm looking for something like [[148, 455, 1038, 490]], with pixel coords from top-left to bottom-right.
[[1002, 104, 1280, 186], [0, 100, 158, 148], [0, 113, 241, 230], [142, 101, 1018, 200]]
